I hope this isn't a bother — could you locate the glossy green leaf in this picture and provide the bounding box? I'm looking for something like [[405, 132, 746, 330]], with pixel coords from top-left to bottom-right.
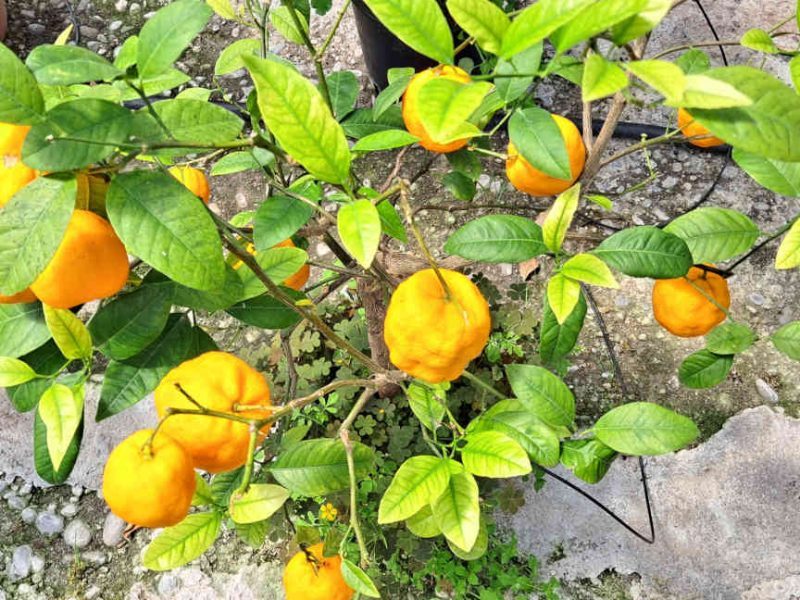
[[495, 44, 542, 103], [582, 54, 628, 102], [373, 73, 412, 120], [0, 304, 51, 359], [211, 148, 275, 176], [462, 430, 531, 478], [405, 505, 442, 538], [43, 306, 92, 360], [418, 79, 491, 144], [341, 560, 381, 598], [27, 45, 122, 85], [772, 321, 800, 360], [0, 176, 76, 296], [539, 290, 586, 364], [337, 200, 382, 268], [675, 49, 710, 75], [191, 473, 213, 507], [508, 107, 571, 181], [678, 349, 734, 389], [733, 148, 800, 197], [0, 357, 38, 387], [254, 196, 315, 251], [446, 0, 510, 54], [626, 59, 684, 103], [229, 484, 290, 524], [431, 470, 480, 552], [269, 6, 309, 45], [150, 99, 243, 147], [0, 41, 45, 123], [547, 273, 581, 325], [244, 55, 351, 184], [543, 184, 580, 252], [442, 172, 476, 201], [550, 0, 648, 53], [500, 0, 596, 59], [505, 364, 575, 428], [143, 512, 222, 571], [594, 402, 699, 455], [237, 247, 309, 300], [363, 0, 454, 65], [663, 207, 760, 263], [38, 383, 83, 471], [444, 215, 547, 263], [379, 456, 453, 523], [776, 219, 800, 270], [34, 405, 82, 484], [377, 200, 407, 243], [168, 265, 245, 311], [214, 39, 261, 75], [669, 74, 752, 109], [562, 253, 619, 288], [791, 55, 800, 92], [7, 341, 68, 412], [107, 170, 226, 291], [226, 291, 304, 330], [327, 70, 359, 119], [610, 0, 670, 45], [593, 226, 693, 278], [740, 28, 778, 54], [705, 322, 755, 355], [560, 438, 617, 484], [271, 438, 374, 496], [407, 382, 446, 431], [342, 106, 404, 139], [352, 129, 419, 152]]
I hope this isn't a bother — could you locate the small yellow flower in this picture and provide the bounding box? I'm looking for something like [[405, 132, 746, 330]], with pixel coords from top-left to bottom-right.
[[320, 502, 338, 522]]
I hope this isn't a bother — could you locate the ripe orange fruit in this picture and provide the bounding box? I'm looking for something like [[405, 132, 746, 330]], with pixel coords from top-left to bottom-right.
[[30, 210, 129, 309], [154, 351, 273, 473], [677, 108, 724, 148], [403, 65, 473, 153], [0, 160, 37, 208], [0, 288, 37, 304], [652, 266, 730, 337], [283, 543, 354, 600], [169, 166, 210, 204], [384, 268, 491, 383], [275, 239, 310, 291], [102, 429, 196, 528], [0, 123, 31, 157], [506, 114, 586, 197]]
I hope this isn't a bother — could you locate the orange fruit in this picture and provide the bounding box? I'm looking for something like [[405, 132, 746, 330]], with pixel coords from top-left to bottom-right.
[[30, 210, 129, 309], [0, 123, 31, 157], [506, 114, 586, 197], [0, 160, 37, 208], [102, 429, 196, 528], [0, 288, 37, 304], [283, 543, 354, 600], [154, 351, 273, 473], [169, 166, 210, 204], [652, 266, 730, 337], [402, 65, 473, 153], [384, 268, 491, 383], [275, 239, 310, 291], [677, 108, 724, 148]]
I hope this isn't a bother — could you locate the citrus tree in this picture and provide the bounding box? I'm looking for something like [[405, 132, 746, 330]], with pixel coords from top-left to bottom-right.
[[0, 0, 799, 596]]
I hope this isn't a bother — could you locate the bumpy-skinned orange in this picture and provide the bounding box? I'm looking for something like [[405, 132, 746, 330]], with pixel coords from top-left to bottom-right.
[[677, 108, 724, 148], [169, 165, 211, 204], [0, 288, 37, 304], [0, 123, 31, 157], [154, 351, 273, 473], [506, 114, 586, 197], [102, 429, 196, 528], [283, 543, 354, 600], [384, 269, 491, 383], [0, 160, 37, 208], [403, 65, 473, 153], [652, 266, 730, 337], [30, 210, 129, 309]]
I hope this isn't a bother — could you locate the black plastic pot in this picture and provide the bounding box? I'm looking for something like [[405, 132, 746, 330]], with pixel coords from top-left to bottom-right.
[[351, 0, 481, 90]]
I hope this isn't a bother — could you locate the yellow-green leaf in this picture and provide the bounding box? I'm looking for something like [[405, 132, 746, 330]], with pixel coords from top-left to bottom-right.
[[43, 306, 92, 360], [547, 273, 581, 324], [37, 383, 83, 471], [776, 219, 800, 269], [0, 356, 38, 387], [229, 484, 290, 524], [561, 253, 619, 288], [582, 53, 628, 103], [542, 183, 580, 252]]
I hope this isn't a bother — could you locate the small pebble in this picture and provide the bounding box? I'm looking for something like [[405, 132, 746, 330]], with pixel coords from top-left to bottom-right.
[[755, 378, 779, 403], [11, 545, 33, 580], [158, 573, 183, 596], [61, 503, 78, 518], [21, 507, 37, 524], [63, 519, 92, 548], [31, 555, 45, 574], [102, 513, 126, 547], [36, 511, 65, 536], [747, 292, 765, 306], [7, 494, 28, 510]]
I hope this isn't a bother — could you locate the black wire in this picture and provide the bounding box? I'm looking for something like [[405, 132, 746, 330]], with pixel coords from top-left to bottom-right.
[[692, 0, 729, 66]]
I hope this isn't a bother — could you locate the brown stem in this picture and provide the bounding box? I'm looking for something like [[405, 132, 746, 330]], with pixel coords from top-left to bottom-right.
[[579, 92, 627, 187], [357, 278, 401, 397]]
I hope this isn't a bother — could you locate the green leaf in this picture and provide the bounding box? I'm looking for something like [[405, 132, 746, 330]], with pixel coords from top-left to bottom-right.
[[626, 59, 685, 103], [448, 519, 488, 560], [373, 74, 412, 120], [215, 39, 261, 75], [407, 382, 446, 432], [143, 512, 222, 571], [547, 273, 581, 325], [342, 106, 404, 139], [137, 0, 213, 79], [106, 170, 225, 291], [23, 99, 136, 171], [96, 314, 209, 421], [417, 79, 491, 144], [593, 226, 693, 278], [791, 55, 800, 92], [0, 357, 38, 387], [34, 404, 82, 484], [562, 253, 619, 288], [209, 468, 245, 506], [733, 148, 800, 197], [678, 350, 734, 389], [549, 55, 584, 85], [0, 176, 76, 296], [26, 45, 122, 85], [444, 215, 547, 263], [431, 470, 480, 552], [500, 0, 596, 59], [327, 71, 359, 120], [37, 383, 83, 471], [446, 148, 483, 180], [226, 291, 304, 330], [560, 439, 617, 484], [237, 247, 309, 300], [229, 484, 290, 524], [269, 6, 309, 45], [270, 438, 374, 497], [362, 0, 454, 65], [379, 456, 453, 523], [688, 67, 800, 161], [43, 306, 92, 361], [405, 505, 442, 538], [582, 54, 628, 102], [7, 341, 68, 412], [235, 520, 269, 549], [244, 56, 351, 184], [0, 41, 45, 123], [169, 265, 244, 311], [341, 560, 381, 598], [495, 44, 542, 103], [776, 219, 800, 270], [663, 207, 760, 263], [540, 290, 586, 364], [772, 321, 800, 360], [669, 73, 753, 109], [337, 200, 381, 268], [377, 200, 407, 243], [740, 28, 778, 54], [508, 107, 571, 181], [543, 184, 580, 252], [150, 99, 243, 147], [505, 364, 575, 428], [191, 473, 213, 507], [705, 322, 755, 355], [675, 49, 710, 75], [0, 304, 51, 359], [550, 0, 649, 53], [254, 196, 315, 251], [88, 284, 174, 360], [610, 0, 671, 45], [594, 402, 699, 455], [351, 129, 419, 152], [442, 172, 476, 201], [446, 0, 510, 55], [211, 148, 275, 176], [461, 430, 531, 478]]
